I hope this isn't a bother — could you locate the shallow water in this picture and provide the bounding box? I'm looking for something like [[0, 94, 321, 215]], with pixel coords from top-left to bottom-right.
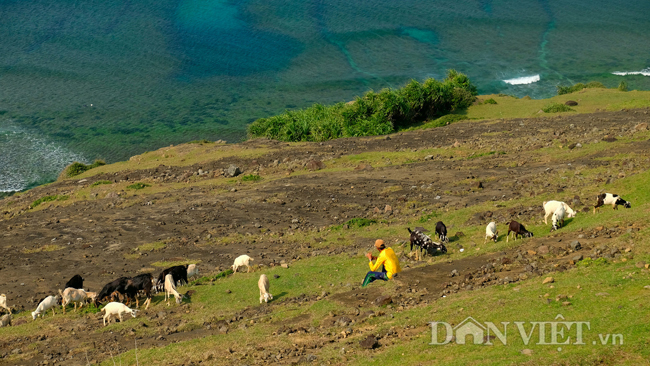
[[0, 0, 649, 191]]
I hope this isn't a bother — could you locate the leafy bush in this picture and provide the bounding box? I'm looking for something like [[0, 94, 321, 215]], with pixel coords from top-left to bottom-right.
[[345, 218, 377, 228], [482, 98, 497, 105], [127, 182, 151, 190], [248, 70, 477, 142], [62, 160, 106, 178], [90, 180, 112, 187], [557, 81, 605, 95], [618, 81, 628, 92], [241, 174, 262, 182], [31, 195, 68, 208], [542, 103, 575, 113]]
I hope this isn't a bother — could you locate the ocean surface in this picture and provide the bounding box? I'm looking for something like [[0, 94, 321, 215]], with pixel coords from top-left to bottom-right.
[[1, 0, 649, 192]]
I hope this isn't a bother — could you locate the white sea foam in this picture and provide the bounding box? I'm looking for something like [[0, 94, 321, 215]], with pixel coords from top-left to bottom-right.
[[611, 68, 650, 77], [0, 121, 85, 192], [503, 75, 540, 85]]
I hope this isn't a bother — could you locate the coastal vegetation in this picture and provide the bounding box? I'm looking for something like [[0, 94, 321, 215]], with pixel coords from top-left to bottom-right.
[[61, 160, 106, 178], [247, 70, 477, 142], [542, 103, 575, 113], [556, 81, 605, 95]]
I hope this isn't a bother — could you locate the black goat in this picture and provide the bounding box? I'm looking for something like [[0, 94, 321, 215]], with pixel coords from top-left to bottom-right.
[[155, 265, 188, 291], [64, 274, 84, 290], [407, 227, 447, 260], [506, 221, 534, 242], [435, 221, 449, 244], [94, 277, 130, 307], [111, 273, 154, 309]]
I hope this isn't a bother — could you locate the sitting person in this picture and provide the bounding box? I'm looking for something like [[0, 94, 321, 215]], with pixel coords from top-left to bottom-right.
[[362, 239, 402, 287]]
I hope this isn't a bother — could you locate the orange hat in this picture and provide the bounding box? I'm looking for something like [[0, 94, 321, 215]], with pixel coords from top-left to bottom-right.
[[374, 239, 385, 249]]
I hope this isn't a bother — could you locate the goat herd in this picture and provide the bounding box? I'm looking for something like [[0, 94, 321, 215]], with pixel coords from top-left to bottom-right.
[[407, 193, 631, 258], [0, 193, 632, 328]]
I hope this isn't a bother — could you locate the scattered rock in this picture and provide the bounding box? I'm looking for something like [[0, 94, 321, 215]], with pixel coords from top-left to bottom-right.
[[634, 123, 648, 132], [635, 261, 646, 269], [306, 160, 325, 171], [542, 277, 554, 284], [374, 295, 392, 306], [359, 336, 379, 349], [225, 165, 242, 177], [354, 164, 373, 171], [565, 100, 578, 106], [572, 254, 583, 262], [537, 246, 549, 255], [562, 301, 572, 306], [384, 205, 392, 213], [336, 317, 352, 327], [281, 263, 289, 269], [521, 349, 533, 356], [570, 241, 581, 251], [602, 136, 617, 143]]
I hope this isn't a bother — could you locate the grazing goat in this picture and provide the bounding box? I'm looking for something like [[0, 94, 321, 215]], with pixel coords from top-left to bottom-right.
[[119, 273, 154, 310], [543, 201, 576, 225], [0, 314, 11, 327], [59, 288, 89, 313], [484, 222, 498, 244], [435, 221, 449, 244], [551, 204, 566, 231], [101, 302, 138, 326], [0, 294, 10, 313], [258, 274, 273, 303], [164, 274, 184, 305], [407, 227, 447, 260], [232, 255, 254, 273], [594, 193, 631, 213], [187, 264, 199, 279], [94, 277, 130, 307], [155, 265, 189, 290], [32, 296, 59, 320], [506, 221, 534, 242], [64, 274, 84, 290]]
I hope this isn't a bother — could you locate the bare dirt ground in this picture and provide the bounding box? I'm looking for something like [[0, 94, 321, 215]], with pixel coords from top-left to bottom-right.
[[1, 108, 649, 364]]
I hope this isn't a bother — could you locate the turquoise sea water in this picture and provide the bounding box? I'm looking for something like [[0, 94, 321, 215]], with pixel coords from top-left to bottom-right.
[[1, 0, 649, 191]]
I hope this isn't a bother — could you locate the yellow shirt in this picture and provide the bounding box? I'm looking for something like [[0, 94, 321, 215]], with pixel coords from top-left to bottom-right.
[[368, 247, 401, 279]]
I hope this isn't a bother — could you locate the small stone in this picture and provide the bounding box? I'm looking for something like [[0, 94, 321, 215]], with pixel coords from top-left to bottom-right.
[[572, 254, 583, 262], [281, 263, 289, 269], [527, 250, 537, 256], [374, 295, 392, 306], [542, 277, 554, 284], [521, 349, 533, 355], [225, 165, 242, 177], [570, 241, 581, 251], [359, 336, 379, 349], [562, 301, 571, 306], [226, 289, 232, 294], [636, 261, 646, 269], [537, 246, 549, 255]]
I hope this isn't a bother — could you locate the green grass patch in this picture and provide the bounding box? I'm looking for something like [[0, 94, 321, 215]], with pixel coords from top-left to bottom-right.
[[126, 182, 151, 190], [30, 194, 68, 208], [557, 81, 606, 95], [137, 241, 166, 251], [22, 244, 65, 254], [345, 218, 377, 228], [418, 211, 438, 223], [241, 174, 262, 182], [482, 98, 497, 105], [90, 180, 112, 187], [542, 103, 575, 113], [61, 160, 106, 178]]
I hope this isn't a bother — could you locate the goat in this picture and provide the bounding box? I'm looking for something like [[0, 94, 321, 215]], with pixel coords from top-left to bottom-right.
[[101, 302, 138, 326], [435, 221, 449, 244], [543, 201, 576, 224], [0, 294, 10, 314], [164, 274, 183, 305], [232, 255, 254, 273], [187, 264, 199, 279], [506, 221, 534, 242], [120, 273, 154, 310], [94, 277, 130, 307], [551, 204, 566, 231], [407, 227, 447, 260], [64, 274, 84, 290], [0, 314, 11, 327], [32, 296, 59, 320], [155, 265, 189, 291], [484, 222, 498, 244], [59, 288, 89, 313], [594, 193, 631, 213], [258, 274, 273, 303]]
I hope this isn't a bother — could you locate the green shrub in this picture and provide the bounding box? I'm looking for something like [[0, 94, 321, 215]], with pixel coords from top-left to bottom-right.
[[557, 81, 606, 95], [90, 180, 112, 187], [345, 218, 377, 228], [188, 139, 212, 144], [542, 103, 575, 113], [482, 98, 497, 105], [62, 160, 106, 178], [241, 174, 262, 182], [30, 195, 68, 208], [248, 70, 477, 142], [126, 182, 151, 190], [618, 81, 628, 92]]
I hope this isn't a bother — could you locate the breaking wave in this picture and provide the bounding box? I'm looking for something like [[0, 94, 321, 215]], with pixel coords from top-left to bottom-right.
[[612, 68, 650, 77], [503, 75, 541, 85]]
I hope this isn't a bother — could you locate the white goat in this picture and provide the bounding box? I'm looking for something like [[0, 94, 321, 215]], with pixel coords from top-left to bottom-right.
[[551, 204, 566, 231], [232, 255, 254, 273], [0, 314, 11, 327], [164, 274, 183, 305], [101, 302, 138, 326], [187, 264, 199, 279], [258, 274, 273, 303], [543, 201, 576, 224], [59, 288, 89, 313], [32, 296, 58, 320], [484, 222, 498, 244], [0, 294, 10, 313]]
